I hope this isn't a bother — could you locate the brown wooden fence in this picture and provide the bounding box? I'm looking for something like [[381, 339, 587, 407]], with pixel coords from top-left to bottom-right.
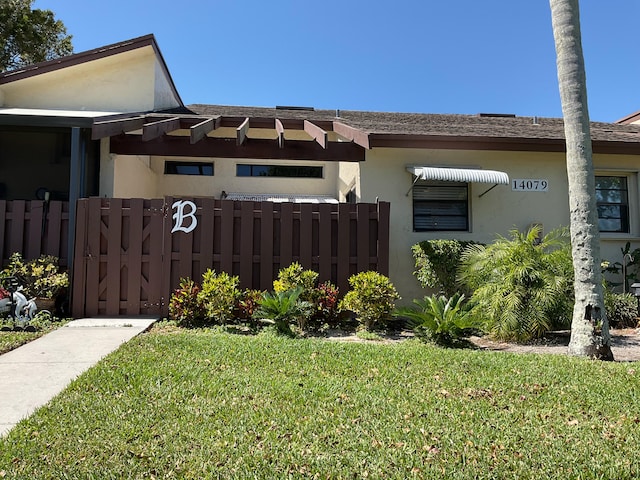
[[72, 197, 390, 318], [0, 200, 70, 267]]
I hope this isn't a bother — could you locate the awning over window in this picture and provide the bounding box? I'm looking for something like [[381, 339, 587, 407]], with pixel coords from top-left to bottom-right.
[[407, 166, 509, 185], [222, 192, 339, 203]]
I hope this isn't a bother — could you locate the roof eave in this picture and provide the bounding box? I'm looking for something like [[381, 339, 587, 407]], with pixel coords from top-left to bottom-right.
[[368, 134, 566, 152], [0, 114, 94, 128], [369, 134, 640, 154], [616, 110, 640, 125]]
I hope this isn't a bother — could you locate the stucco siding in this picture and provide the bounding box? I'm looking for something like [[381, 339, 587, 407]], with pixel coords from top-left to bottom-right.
[[337, 162, 360, 202], [105, 145, 640, 303], [593, 153, 640, 278], [153, 58, 181, 111], [112, 155, 157, 198], [360, 148, 640, 304], [98, 139, 115, 197], [1, 47, 158, 112], [110, 155, 341, 200]]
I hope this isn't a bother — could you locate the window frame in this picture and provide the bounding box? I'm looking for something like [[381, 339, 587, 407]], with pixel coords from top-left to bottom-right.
[[412, 180, 469, 232], [595, 174, 630, 234], [164, 160, 214, 176], [236, 164, 323, 178]]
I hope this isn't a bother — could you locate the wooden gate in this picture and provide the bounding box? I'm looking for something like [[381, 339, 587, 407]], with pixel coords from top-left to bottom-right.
[[71, 197, 390, 318]]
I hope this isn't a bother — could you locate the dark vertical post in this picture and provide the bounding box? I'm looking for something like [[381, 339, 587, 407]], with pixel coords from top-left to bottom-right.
[[67, 127, 84, 272]]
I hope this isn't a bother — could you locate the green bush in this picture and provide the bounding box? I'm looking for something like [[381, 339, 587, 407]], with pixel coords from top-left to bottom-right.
[[273, 262, 318, 301], [394, 293, 481, 347], [253, 287, 313, 335], [198, 269, 240, 324], [273, 263, 340, 330], [411, 240, 479, 297], [459, 226, 573, 342], [3, 252, 68, 300], [234, 289, 265, 327], [168, 278, 205, 328], [604, 291, 638, 329], [602, 242, 640, 292], [311, 281, 340, 328], [339, 271, 400, 331]]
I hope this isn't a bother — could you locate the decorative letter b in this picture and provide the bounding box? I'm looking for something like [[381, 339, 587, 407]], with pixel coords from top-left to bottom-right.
[[171, 200, 198, 234]]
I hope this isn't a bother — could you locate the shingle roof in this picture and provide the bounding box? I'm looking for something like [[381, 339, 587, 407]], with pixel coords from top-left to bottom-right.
[[187, 104, 640, 145]]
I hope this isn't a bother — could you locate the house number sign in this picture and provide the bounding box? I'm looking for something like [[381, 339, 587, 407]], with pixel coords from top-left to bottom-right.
[[511, 179, 549, 192], [171, 200, 198, 233]]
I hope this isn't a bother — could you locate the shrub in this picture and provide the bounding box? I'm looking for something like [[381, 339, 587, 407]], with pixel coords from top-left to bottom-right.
[[604, 291, 638, 329], [168, 278, 205, 328], [339, 271, 400, 331], [273, 262, 318, 301], [394, 293, 481, 347], [234, 289, 265, 328], [602, 242, 640, 292], [311, 281, 340, 328], [3, 253, 68, 300], [253, 287, 313, 335], [411, 240, 479, 296], [459, 226, 573, 342], [198, 269, 240, 324], [273, 263, 340, 330]]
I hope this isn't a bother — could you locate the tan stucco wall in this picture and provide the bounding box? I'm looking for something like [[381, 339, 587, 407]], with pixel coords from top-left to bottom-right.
[[98, 139, 114, 197], [108, 156, 341, 199], [359, 148, 640, 304], [593, 154, 640, 285], [337, 162, 360, 201], [103, 143, 640, 304], [0, 46, 180, 112], [153, 58, 181, 111], [112, 154, 157, 198]]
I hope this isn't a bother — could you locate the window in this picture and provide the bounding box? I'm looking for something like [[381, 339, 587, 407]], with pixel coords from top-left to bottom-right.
[[413, 180, 468, 231], [236, 164, 323, 178], [165, 161, 213, 176], [595, 176, 629, 233]]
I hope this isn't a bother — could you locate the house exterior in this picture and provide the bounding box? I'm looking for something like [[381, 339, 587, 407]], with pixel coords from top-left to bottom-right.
[[2, 34, 640, 305]]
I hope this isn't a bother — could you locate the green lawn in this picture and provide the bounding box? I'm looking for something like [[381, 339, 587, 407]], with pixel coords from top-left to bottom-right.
[[0, 330, 46, 355], [0, 318, 64, 355], [1, 328, 639, 479]]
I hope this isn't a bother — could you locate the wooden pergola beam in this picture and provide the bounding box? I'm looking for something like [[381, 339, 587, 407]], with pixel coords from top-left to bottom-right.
[[91, 115, 147, 140], [236, 117, 250, 146], [304, 120, 327, 149], [333, 121, 371, 149], [142, 117, 182, 141], [190, 116, 220, 144], [275, 119, 285, 149], [110, 134, 365, 161]]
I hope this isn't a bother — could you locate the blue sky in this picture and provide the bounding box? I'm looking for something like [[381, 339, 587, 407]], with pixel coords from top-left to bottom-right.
[[35, 1, 640, 123]]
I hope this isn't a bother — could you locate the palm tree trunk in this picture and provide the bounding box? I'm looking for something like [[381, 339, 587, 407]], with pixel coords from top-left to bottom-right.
[[549, 0, 613, 359]]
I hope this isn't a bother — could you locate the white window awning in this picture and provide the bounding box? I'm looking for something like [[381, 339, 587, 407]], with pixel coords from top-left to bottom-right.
[[407, 166, 509, 185], [406, 166, 509, 197]]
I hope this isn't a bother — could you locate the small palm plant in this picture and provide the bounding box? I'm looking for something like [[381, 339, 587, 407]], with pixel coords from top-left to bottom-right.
[[394, 293, 480, 347], [253, 287, 313, 336], [458, 225, 573, 342]]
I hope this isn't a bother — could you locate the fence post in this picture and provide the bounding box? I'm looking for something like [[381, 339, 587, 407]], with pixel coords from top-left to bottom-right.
[[71, 199, 89, 317], [377, 202, 390, 276]]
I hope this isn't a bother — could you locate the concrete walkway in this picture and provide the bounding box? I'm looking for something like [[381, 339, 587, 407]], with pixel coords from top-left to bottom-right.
[[0, 317, 157, 437]]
